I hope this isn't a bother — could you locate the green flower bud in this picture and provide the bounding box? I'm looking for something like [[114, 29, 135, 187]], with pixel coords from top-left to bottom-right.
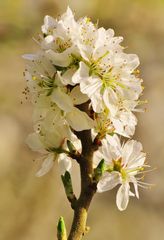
[[57, 216, 67, 240]]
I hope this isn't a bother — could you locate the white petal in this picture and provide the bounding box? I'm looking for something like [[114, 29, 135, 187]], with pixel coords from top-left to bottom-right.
[[124, 140, 146, 169], [33, 107, 48, 123], [94, 27, 106, 54], [80, 76, 103, 112], [58, 153, 72, 175], [22, 54, 37, 60], [80, 76, 101, 98], [61, 7, 76, 31], [66, 108, 94, 131], [70, 86, 89, 105], [116, 183, 130, 211], [40, 108, 62, 130], [111, 111, 137, 138], [36, 153, 56, 177], [127, 54, 140, 72], [46, 48, 72, 67], [106, 28, 114, 38], [129, 191, 135, 197], [26, 133, 44, 152], [44, 125, 72, 149], [69, 131, 82, 153], [57, 68, 77, 86], [97, 172, 120, 193], [112, 118, 126, 137], [93, 150, 105, 168], [103, 88, 118, 117], [51, 87, 74, 112], [106, 134, 121, 150], [100, 139, 114, 163], [65, 6, 74, 17], [72, 62, 89, 84], [122, 140, 136, 166], [41, 15, 57, 34]]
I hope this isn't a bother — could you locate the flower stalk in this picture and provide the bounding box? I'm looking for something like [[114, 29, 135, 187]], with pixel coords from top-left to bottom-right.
[[68, 129, 97, 239]]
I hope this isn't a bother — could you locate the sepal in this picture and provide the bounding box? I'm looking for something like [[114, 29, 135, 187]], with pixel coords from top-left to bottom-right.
[[67, 140, 77, 154], [94, 159, 106, 182]]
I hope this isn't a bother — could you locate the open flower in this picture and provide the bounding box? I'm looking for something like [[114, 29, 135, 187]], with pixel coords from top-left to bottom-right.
[[26, 109, 81, 177], [23, 52, 94, 131], [50, 84, 94, 131], [93, 93, 143, 138], [41, 7, 80, 73], [94, 134, 147, 211], [72, 25, 143, 115]]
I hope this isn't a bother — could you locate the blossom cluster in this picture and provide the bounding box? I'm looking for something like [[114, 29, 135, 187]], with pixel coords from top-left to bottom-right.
[[23, 7, 149, 211]]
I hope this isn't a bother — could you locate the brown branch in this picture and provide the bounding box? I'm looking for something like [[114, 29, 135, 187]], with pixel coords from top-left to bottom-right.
[[68, 102, 98, 240]]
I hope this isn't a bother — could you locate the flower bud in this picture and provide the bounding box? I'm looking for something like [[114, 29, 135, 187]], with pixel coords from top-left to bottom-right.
[[94, 159, 106, 181], [57, 216, 67, 240]]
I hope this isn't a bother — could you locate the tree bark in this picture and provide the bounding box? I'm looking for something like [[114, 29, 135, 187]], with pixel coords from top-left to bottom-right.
[[68, 102, 98, 240]]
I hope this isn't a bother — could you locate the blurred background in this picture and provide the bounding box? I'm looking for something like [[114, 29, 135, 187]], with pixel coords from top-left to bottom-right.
[[0, 0, 164, 239]]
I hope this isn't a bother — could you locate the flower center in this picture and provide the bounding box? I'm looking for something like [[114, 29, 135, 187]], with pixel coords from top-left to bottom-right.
[[85, 51, 126, 94], [56, 37, 72, 53], [113, 158, 122, 172]]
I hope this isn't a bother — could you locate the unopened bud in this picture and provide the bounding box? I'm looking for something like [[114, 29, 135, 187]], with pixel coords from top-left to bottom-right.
[[57, 216, 67, 240], [94, 159, 105, 181]]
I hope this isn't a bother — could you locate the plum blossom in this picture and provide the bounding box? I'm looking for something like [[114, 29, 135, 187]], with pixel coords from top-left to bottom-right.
[[23, 7, 149, 213], [26, 109, 81, 177], [23, 52, 94, 131], [94, 134, 147, 211]]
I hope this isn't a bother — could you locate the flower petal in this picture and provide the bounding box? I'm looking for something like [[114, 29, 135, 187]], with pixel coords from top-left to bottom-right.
[[46, 48, 72, 67], [57, 68, 77, 86], [66, 107, 94, 131], [36, 153, 56, 177], [97, 172, 120, 193], [51, 87, 74, 112], [26, 133, 44, 153], [41, 15, 57, 34], [116, 183, 130, 211], [126, 54, 140, 72], [72, 62, 89, 84], [123, 140, 146, 169], [80, 76, 103, 113], [58, 153, 72, 175], [70, 85, 89, 105], [103, 88, 118, 117]]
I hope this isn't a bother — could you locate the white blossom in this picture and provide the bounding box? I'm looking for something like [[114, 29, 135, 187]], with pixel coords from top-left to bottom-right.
[[23, 7, 149, 212], [26, 109, 81, 177], [94, 134, 147, 211], [23, 52, 94, 131]]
